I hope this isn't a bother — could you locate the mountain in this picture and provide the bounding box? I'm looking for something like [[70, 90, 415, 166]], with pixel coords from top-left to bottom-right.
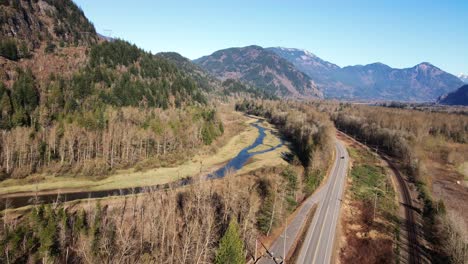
[[0, 0, 221, 132], [156, 52, 274, 99], [437, 85, 468, 106], [459, 74, 468, 83], [270, 47, 464, 101], [194, 45, 322, 98], [330, 62, 464, 101], [266, 47, 339, 87]]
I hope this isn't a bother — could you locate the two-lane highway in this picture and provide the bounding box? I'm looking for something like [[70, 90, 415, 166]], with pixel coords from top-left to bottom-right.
[[259, 141, 349, 264], [296, 141, 348, 263]]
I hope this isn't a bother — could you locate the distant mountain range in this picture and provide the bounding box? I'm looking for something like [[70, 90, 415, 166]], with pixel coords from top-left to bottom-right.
[[267, 47, 464, 101], [459, 74, 468, 83], [193, 45, 322, 98], [438, 85, 468, 106], [195, 46, 463, 102]]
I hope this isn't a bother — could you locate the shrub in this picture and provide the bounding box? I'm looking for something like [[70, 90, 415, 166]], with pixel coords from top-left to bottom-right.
[[45, 42, 56, 53]]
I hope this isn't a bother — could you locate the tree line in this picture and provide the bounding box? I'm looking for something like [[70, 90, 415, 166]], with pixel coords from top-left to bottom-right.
[[1, 165, 303, 263], [328, 103, 468, 181], [0, 106, 223, 179], [236, 100, 334, 196]]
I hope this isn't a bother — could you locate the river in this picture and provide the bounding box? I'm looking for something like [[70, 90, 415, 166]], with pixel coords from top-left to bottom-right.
[[0, 120, 283, 210]]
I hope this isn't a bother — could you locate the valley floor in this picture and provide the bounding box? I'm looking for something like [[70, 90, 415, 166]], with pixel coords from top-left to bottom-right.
[[0, 108, 289, 205]]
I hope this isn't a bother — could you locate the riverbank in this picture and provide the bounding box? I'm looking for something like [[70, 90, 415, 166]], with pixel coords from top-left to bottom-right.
[[0, 110, 290, 208]]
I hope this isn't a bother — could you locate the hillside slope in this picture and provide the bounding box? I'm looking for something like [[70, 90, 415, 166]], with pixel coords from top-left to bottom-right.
[[157, 52, 275, 99], [156, 52, 221, 92], [0, 0, 97, 51], [194, 45, 322, 98], [0, 0, 225, 179]]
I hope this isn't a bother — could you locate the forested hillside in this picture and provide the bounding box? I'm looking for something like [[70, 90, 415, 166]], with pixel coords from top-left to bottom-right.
[[0, 0, 225, 180], [0, 39, 224, 178]]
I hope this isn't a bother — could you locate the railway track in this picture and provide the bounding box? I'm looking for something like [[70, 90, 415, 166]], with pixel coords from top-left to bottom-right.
[[338, 131, 421, 264]]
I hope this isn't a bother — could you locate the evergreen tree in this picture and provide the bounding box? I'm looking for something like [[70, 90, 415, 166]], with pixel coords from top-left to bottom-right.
[[11, 69, 40, 126], [90, 202, 103, 256], [0, 92, 12, 128], [256, 193, 275, 234], [73, 209, 87, 233], [0, 39, 19, 61], [215, 219, 244, 264], [32, 205, 60, 260]]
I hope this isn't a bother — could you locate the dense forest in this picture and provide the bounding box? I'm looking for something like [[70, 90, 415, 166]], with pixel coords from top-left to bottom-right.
[[221, 79, 277, 100]]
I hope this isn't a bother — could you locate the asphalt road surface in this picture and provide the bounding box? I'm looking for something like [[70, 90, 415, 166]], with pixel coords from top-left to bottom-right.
[[259, 141, 348, 264]]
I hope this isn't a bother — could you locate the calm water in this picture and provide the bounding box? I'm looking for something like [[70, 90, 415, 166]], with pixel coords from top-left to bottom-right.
[[209, 122, 284, 178], [1, 121, 283, 210]]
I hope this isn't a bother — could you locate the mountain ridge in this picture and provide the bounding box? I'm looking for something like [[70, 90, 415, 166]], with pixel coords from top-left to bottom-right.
[[268, 47, 464, 101]]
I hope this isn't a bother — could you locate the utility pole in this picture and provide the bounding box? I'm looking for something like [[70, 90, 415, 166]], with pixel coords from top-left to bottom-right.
[[373, 193, 378, 222], [255, 239, 257, 261], [283, 217, 287, 264]]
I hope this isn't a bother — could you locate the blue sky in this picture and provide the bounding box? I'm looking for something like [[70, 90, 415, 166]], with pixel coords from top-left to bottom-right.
[[74, 0, 468, 75]]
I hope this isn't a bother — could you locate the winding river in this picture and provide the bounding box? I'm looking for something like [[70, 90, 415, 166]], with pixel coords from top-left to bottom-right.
[[0, 120, 284, 210]]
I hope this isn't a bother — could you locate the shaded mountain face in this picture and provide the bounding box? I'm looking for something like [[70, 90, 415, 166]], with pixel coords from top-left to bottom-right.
[[271, 47, 464, 101], [438, 85, 468, 106], [194, 45, 322, 98]]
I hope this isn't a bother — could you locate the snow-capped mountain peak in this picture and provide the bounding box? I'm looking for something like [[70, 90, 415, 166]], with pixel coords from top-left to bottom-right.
[[458, 73, 468, 83], [275, 47, 317, 58]]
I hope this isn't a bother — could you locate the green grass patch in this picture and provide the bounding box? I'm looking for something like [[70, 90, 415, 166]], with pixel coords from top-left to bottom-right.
[[349, 146, 397, 213], [351, 164, 386, 200]]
